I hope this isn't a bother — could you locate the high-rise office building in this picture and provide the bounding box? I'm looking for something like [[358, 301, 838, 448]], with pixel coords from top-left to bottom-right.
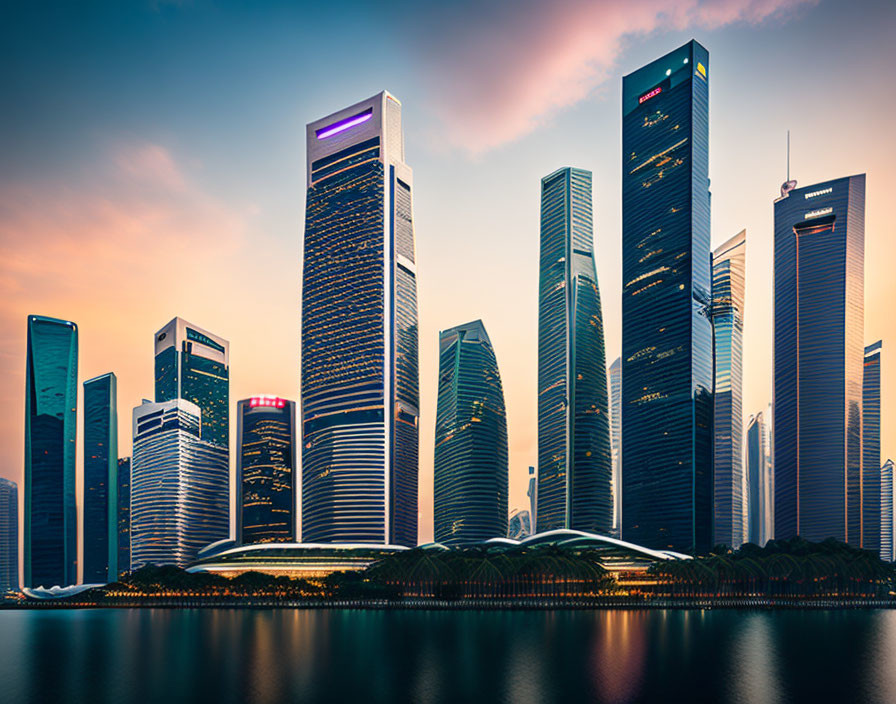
[[130, 400, 229, 569], [774, 175, 865, 545], [83, 373, 118, 583], [882, 459, 895, 562], [24, 314, 78, 588], [863, 341, 882, 553], [117, 457, 130, 578], [507, 509, 532, 540], [434, 320, 508, 546], [621, 41, 713, 554], [711, 231, 746, 548], [527, 465, 537, 529], [236, 396, 297, 544], [301, 91, 419, 546], [746, 412, 771, 545], [154, 318, 229, 448], [0, 478, 17, 592], [609, 357, 622, 536], [764, 404, 775, 542], [537, 167, 612, 535]]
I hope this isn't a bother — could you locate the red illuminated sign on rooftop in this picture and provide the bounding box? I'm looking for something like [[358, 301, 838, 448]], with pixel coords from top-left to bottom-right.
[[249, 397, 287, 409], [639, 86, 662, 104]]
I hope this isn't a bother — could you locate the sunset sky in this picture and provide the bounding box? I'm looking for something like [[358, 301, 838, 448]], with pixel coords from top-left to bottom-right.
[[2, 0, 895, 546]]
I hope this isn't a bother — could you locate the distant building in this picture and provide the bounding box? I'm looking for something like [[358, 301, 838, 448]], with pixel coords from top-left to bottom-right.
[[508, 510, 532, 540], [537, 167, 612, 535], [746, 412, 773, 545], [527, 466, 537, 529], [301, 91, 419, 546], [83, 373, 118, 583], [774, 175, 865, 545], [621, 41, 713, 555], [863, 342, 882, 553], [0, 478, 17, 592], [882, 459, 895, 562], [764, 404, 775, 543], [24, 314, 78, 588], [609, 358, 621, 536], [130, 400, 229, 569], [236, 397, 297, 544], [434, 320, 508, 546], [711, 231, 746, 548], [117, 457, 130, 579]]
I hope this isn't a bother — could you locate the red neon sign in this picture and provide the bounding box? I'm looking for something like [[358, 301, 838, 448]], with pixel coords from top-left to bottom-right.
[[639, 86, 662, 104], [249, 396, 287, 409]]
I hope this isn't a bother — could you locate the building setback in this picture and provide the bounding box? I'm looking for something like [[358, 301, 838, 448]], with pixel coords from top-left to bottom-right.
[[773, 175, 865, 545], [434, 320, 508, 546], [24, 314, 78, 588], [83, 373, 118, 583], [301, 91, 419, 546], [0, 478, 17, 592], [863, 341, 882, 553], [621, 41, 713, 554], [537, 167, 612, 535]]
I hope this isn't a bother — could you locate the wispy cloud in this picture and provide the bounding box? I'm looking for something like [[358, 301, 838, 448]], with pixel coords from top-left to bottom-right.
[[408, 0, 816, 154]]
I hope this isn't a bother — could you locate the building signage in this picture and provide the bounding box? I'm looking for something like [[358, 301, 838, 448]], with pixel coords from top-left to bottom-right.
[[639, 86, 662, 104]]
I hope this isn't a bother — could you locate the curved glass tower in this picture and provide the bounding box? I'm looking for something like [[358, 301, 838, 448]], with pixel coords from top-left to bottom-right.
[[621, 41, 713, 555], [537, 167, 612, 535], [83, 372, 118, 583], [434, 320, 508, 546], [24, 314, 78, 588], [302, 91, 419, 546]]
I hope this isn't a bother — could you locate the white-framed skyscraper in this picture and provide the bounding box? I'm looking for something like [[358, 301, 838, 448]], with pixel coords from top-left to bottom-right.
[[609, 357, 621, 536], [882, 459, 895, 562]]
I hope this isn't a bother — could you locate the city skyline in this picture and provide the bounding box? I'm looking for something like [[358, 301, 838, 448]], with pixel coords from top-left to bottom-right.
[[1, 1, 895, 547]]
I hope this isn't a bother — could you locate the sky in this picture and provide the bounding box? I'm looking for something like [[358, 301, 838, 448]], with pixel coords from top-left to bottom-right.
[[2, 0, 895, 548]]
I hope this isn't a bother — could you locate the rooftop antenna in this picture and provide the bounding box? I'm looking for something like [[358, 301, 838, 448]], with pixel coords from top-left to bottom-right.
[[781, 129, 797, 198]]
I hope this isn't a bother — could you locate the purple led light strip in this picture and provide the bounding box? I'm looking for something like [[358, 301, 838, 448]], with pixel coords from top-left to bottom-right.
[[316, 108, 373, 139]]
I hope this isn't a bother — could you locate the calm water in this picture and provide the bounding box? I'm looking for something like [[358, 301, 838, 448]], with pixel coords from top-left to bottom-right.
[[1, 608, 895, 703]]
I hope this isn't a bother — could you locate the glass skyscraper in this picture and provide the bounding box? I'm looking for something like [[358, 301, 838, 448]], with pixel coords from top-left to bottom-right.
[[621, 41, 713, 554], [117, 457, 130, 578], [130, 400, 229, 569], [609, 357, 621, 536], [537, 167, 612, 535], [301, 91, 419, 546], [746, 411, 771, 545], [863, 341, 882, 553], [711, 231, 746, 548], [0, 478, 17, 592], [237, 396, 296, 544], [154, 317, 229, 448], [773, 175, 865, 545], [24, 314, 78, 588], [434, 320, 508, 546], [882, 459, 895, 562], [83, 372, 118, 583]]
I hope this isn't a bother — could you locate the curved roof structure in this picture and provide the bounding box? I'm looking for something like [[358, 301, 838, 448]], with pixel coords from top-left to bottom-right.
[[22, 583, 104, 600]]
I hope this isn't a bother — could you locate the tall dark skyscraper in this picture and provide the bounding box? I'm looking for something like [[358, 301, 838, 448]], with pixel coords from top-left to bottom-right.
[[711, 231, 746, 548], [536, 167, 612, 535], [83, 372, 118, 583], [301, 91, 419, 546], [434, 320, 508, 546], [236, 396, 296, 544], [621, 40, 713, 554], [774, 175, 865, 545], [154, 317, 230, 448], [24, 314, 78, 588], [0, 478, 17, 592], [863, 341, 882, 553], [117, 457, 130, 578]]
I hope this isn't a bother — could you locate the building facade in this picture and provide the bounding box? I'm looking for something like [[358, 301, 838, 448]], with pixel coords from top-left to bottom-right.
[[882, 459, 895, 562], [621, 41, 713, 554], [773, 175, 865, 545], [527, 465, 537, 528], [236, 396, 297, 544], [609, 357, 622, 536], [130, 400, 229, 569], [117, 457, 130, 578], [507, 510, 532, 540], [711, 231, 746, 548], [537, 167, 612, 535], [83, 372, 118, 583], [746, 412, 771, 545], [0, 478, 17, 592], [301, 91, 419, 546], [434, 320, 508, 546], [154, 317, 229, 448], [24, 314, 78, 588], [863, 341, 882, 553]]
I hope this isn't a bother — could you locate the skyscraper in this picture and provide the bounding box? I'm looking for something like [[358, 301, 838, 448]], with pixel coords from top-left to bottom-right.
[[621, 40, 713, 554], [130, 400, 229, 569], [537, 167, 612, 535], [711, 231, 746, 548], [746, 412, 769, 545], [434, 320, 508, 546], [609, 357, 622, 536], [527, 465, 537, 529], [154, 317, 229, 448], [24, 314, 78, 588], [301, 91, 419, 546], [764, 404, 775, 543], [0, 478, 17, 592], [882, 459, 895, 562], [774, 175, 865, 545], [83, 372, 118, 583], [863, 341, 882, 553], [117, 457, 130, 579], [236, 396, 297, 544]]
